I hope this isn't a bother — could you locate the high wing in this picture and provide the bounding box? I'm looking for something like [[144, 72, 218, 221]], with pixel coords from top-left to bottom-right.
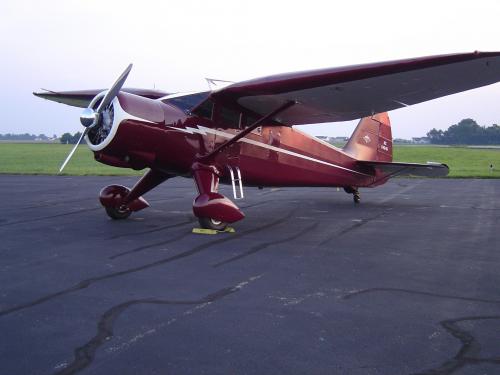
[[200, 51, 500, 126], [358, 161, 449, 179], [33, 88, 170, 108]]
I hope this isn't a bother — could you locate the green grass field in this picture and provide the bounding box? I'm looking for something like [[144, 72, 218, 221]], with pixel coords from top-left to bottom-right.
[[1, 143, 499, 178], [394, 146, 500, 178], [0, 144, 141, 176]]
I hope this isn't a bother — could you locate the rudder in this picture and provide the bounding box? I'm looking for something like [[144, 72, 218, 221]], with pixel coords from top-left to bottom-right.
[[343, 112, 392, 162]]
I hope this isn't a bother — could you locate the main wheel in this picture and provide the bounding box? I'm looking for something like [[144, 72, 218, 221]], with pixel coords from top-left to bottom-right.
[[198, 217, 228, 231], [105, 206, 132, 220]]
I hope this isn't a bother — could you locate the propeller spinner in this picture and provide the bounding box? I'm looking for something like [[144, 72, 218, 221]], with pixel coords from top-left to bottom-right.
[[59, 64, 133, 173]]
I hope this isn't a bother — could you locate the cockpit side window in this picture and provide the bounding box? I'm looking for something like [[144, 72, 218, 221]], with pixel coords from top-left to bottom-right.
[[161, 91, 210, 114], [194, 98, 214, 120]]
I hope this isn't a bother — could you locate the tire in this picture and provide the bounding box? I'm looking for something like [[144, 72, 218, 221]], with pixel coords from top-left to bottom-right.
[[198, 217, 228, 231], [105, 206, 132, 220]]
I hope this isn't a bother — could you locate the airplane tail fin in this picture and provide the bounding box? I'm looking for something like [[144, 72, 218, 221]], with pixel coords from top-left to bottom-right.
[[343, 113, 449, 186], [343, 112, 392, 162]]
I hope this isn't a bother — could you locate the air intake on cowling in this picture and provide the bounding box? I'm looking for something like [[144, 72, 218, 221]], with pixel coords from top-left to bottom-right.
[[87, 98, 115, 145]]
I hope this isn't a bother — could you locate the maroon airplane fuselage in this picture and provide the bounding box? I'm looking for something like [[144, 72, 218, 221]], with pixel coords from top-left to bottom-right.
[[39, 51, 499, 228], [92, 92, 385, 189]]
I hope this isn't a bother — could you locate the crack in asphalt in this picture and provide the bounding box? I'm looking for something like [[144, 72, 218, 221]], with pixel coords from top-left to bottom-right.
[[343, 288, 500, 374], [413, 316, 500, 375], [317, 209, 391, 246], [342, 287, 500, 305], [18, 197, 96, 210], [140, 196, 186, 203], [107, 218, 195, 240], [0, 207, 102, 227], [213, 221, 319, 267], [52, 276, 261, 375], [108, 200, 301, 257], [238, 198, 295, 210], [109, 231, 191, 260], [0, 208, 297, 318], [106, 200, 281, 242]]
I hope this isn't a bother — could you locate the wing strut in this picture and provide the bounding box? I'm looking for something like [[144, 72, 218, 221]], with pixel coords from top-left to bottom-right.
[[198, 100, 296, 162]]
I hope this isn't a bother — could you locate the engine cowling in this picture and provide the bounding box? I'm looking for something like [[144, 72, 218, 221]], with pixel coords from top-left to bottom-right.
[[85, 92, 186, 169]]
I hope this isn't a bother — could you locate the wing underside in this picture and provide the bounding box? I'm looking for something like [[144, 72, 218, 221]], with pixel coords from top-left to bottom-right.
[[34, 52, 500, 124], [204, 52, 500, 126]]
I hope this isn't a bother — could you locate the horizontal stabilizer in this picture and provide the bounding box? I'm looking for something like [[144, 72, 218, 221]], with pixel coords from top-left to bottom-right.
[[358, 161, 449, 178]]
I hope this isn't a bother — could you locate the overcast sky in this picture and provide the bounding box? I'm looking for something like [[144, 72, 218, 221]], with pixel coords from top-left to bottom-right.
[[1, 0, 499, 139]]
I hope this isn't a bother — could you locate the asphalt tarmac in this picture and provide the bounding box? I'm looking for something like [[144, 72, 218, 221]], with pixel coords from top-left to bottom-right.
[[1, 175, 499, 375]]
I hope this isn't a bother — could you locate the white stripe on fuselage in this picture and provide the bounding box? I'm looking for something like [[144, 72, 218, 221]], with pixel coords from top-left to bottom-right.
[[167, 125, 370, 177]]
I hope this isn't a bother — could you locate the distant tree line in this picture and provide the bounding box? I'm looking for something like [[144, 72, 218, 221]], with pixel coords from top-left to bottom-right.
[[60, 132, 83, 144], [4, 120, 500, 145], [0, 132, 85, 144], [0, 133, 56, 141], [427, 119, 500, 145]]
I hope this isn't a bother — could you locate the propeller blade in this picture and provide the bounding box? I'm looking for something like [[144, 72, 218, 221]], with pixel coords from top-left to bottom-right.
[[96, 63, 133, 113], [59, 129, 88, 173]]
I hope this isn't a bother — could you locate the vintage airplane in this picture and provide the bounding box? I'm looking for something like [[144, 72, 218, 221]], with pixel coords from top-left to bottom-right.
[[34, 51, 500, 230]]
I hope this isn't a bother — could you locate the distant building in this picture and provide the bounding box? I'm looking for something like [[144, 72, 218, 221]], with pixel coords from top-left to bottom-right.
[[330, 136, 349, 143], [411, 137, 431, 144], [315, 136, 349, 143], [394, 138, 412, 144]]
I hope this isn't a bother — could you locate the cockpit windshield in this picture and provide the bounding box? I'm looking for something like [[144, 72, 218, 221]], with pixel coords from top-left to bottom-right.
[[161, 91, 210, 114]]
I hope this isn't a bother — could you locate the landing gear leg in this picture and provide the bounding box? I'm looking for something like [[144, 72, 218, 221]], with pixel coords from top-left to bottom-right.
[[192, 162, 244, 230], [344, 186, 361, 204], [100, 169, 173, 220], [121, 169, 173, 207]]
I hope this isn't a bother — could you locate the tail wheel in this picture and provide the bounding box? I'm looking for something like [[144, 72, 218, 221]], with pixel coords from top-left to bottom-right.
[[105, 206, 132, 220], [344, 186, 361, 204], [198, 217, 228, 231], [353, 192, 361, 204]]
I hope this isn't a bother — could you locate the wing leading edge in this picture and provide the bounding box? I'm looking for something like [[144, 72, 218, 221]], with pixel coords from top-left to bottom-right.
[[33, 88, 170, 108], [203, 51, 500, 126]]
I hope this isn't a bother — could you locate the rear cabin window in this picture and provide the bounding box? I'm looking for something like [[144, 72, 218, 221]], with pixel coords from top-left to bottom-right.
[[219, 106, 241, 129], [241, 114, 259, 127]]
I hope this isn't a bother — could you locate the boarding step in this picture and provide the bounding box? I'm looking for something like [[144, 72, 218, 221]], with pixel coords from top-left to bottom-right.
[[227, 165, 244, 200]]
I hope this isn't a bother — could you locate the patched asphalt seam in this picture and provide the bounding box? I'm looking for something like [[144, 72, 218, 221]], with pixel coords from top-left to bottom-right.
[[107, 218, 195, 240], [52, 276, 261, 375], [213, 221, 319, 267], [19, 197, 96, 210], [342, 287, 500, 305], [0, 208, 297, 318], [0, 207, 102, 227], [343, 288, 500, 374], [317, 209, 391, 246], [109, 231, 191, 260], [413, 316, 500, 375], [107, 200, 282, 241]]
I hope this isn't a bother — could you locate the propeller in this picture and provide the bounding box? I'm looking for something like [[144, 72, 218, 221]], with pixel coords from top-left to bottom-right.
[[59, 64, 133, 173]]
